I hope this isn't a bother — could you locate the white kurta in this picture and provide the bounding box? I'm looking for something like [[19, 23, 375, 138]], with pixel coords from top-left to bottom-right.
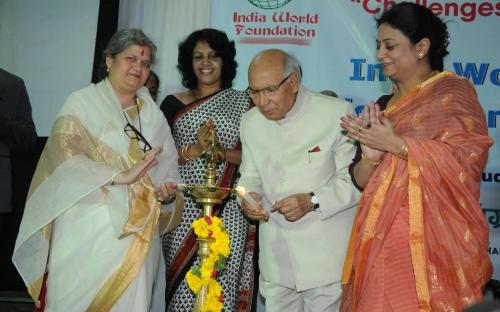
[[238, 86, 360, 291]]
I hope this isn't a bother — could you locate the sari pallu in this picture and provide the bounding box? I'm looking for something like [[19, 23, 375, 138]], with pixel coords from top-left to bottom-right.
[[341, 72, 493, 312], [12, 79, 181, 311], [162, 89, 256, 312]]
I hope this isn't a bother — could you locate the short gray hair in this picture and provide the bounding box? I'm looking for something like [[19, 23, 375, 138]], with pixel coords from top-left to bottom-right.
[[283, 52, 302, 80], [99, 28, 157, 79]]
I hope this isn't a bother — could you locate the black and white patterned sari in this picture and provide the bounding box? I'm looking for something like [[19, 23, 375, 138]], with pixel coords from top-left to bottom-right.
[[160, 89, 256, 312]]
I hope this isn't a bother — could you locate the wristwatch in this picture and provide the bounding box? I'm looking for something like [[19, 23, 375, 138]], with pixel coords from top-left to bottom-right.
[[308, 192, 320, 209]]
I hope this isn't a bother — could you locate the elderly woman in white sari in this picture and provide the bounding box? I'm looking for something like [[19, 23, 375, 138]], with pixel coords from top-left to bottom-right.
[[12, 29, 183, 312]]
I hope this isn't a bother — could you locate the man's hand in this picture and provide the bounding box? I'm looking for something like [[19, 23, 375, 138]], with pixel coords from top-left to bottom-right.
[[241, 192, 269, 221], [271, 193, 314, 222]]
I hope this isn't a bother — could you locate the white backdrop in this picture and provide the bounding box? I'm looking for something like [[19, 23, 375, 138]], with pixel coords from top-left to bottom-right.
[[209, 0, 500, 280]]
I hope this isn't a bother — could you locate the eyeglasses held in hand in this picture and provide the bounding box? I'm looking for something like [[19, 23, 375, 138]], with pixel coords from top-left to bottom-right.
[[124, 122, 152, 153]]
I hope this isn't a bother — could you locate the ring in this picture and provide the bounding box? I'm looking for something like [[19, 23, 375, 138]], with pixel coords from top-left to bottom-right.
[[364, 121, 371, 128], [357, 127, 364, 133]]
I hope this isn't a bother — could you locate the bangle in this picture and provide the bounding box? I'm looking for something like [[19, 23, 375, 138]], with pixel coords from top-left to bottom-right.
[[397, 144, 408, 160], [182, 145, 196, 161], [221, 148, 227, 162], [181, 146, 188, 161], [186, 145, 198, 160], [361, 153, 382, 166]]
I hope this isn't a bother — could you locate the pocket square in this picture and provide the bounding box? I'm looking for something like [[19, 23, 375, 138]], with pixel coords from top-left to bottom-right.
[[308, 146, 321, 153]]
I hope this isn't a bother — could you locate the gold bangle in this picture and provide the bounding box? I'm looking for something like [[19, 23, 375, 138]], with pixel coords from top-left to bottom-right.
[[361, 153, 382, 166], [397, 144, 408, 160], [221, 148, 227, 162], [180, 146, 187, 160], [186, 145, 197, 160], [182, 144, 198, 161], [181, 145, 192, 161]]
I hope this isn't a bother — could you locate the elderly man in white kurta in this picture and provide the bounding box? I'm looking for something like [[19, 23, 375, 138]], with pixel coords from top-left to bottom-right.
[[238, 49, 360, 312]]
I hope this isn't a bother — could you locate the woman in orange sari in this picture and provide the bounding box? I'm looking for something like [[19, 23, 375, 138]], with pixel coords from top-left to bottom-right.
[[340, 3, 493, 311]]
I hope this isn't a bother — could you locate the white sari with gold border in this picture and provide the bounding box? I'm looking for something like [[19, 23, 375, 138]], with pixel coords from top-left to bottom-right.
[[12, 79, 182, 312]]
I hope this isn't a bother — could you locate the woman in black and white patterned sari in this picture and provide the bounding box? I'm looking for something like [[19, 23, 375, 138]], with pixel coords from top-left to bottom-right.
[[160, 28, 256, 312]]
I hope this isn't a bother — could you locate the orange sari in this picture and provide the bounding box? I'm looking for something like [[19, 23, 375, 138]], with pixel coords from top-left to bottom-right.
[[341, 72, 493, 312]]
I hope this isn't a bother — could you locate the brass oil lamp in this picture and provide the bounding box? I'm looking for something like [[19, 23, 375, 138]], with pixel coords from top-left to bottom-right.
[[179, 131, 235, 312]]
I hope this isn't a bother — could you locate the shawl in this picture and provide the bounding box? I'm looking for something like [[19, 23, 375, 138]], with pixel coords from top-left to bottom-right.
[[12, 79, 181, 310]]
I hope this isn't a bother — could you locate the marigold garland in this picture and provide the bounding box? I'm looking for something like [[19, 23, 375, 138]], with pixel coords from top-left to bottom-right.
[[186, 215, 230, 312]]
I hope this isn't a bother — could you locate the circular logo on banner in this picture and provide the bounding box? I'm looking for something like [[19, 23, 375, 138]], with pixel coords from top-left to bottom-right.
[[248, 0, 292, 9]]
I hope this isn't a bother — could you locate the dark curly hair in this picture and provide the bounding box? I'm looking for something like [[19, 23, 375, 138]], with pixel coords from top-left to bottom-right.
[[376, 2, 450, 71], [177, 28, 237, 90]]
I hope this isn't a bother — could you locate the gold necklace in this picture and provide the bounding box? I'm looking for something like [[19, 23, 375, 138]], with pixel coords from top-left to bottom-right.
[[417, 70, 439, 87]]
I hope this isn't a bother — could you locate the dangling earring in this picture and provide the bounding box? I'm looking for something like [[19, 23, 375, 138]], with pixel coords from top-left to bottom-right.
[[106, 67, 110, 73]]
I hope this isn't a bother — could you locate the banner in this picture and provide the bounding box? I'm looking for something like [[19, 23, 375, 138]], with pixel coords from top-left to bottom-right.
[[210, 0, 500, 278]]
